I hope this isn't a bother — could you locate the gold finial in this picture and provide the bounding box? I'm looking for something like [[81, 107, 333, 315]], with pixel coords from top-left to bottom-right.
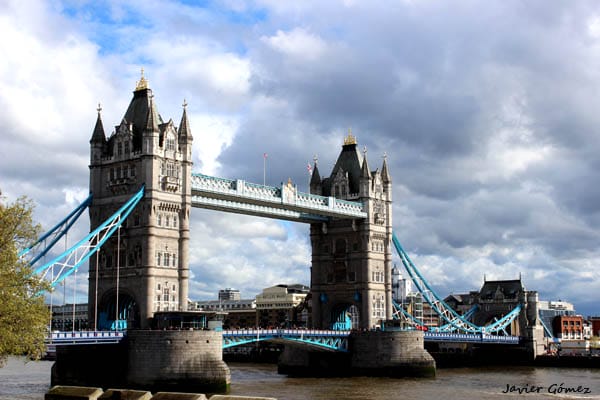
[[344, 127, 357, 145], [135, 67, 148, 91], [313, 154, 318, 165], [383, 151, 387, 161], [97, 103, 102, 114], [182, 99, 188, 109], [363, 145, 367, 156]]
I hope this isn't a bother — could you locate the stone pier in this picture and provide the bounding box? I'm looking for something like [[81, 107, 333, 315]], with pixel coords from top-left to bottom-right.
[[52, 330, 230, 394], [278, 330, 435, 377]]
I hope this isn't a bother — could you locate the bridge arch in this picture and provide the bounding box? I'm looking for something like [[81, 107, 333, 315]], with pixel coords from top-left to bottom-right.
[[97, 289, 140, 330], [330, 303, 360, 331]]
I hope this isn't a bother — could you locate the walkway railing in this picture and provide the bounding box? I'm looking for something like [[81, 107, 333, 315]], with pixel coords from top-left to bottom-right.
[[46, 330, 125, 345], [222, 329, 351, 351]]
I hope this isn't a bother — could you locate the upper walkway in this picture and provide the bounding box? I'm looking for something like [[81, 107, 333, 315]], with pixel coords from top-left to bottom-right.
[[191, 173, 367, 222]]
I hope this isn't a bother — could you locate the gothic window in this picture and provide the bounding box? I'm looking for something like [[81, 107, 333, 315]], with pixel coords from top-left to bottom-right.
[[157, 252, 162, 266], [165, 216, 170, 227], [172, 253, 177, 267], [166, 136, 176, 152], [372, 294, 385, 318], [134, 213, 140, 226], [164, 253, 170, 266], [128, 252, 134, 267], [160, 162, 165, 175], [117, 142, 123, 156], [173, 215, 178, 228], [163, 287, 170, 302], [130, 165, 136, 177], [124, 142, 129, 154], [165, 162, 176, 177], [348, 270, 356, 282], [157, 214, 162, 226], [157, 283, 161, 290], [172, 285, 176, 291]]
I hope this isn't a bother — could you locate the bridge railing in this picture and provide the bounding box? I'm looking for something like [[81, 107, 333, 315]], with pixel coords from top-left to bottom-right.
[[46, 331, 125, 345], [222, 329, 351, 337], [423, 331, 520, 344]]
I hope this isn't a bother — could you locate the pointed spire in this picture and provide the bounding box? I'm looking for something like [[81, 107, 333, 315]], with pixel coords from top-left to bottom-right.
[[381, 152, 391, 183], [310, 154, 321, 186], [90, 103, 106, 144], [145, 92, 159, 133], [344, 127, 357, 146], [135, 68, 149, 91], [360, 146, 371, 179], [178, 99, 193, 141]]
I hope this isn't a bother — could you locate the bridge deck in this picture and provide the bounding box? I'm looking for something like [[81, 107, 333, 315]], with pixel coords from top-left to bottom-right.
[[45, 329, 520, 351], [191, 173, 367, 222]]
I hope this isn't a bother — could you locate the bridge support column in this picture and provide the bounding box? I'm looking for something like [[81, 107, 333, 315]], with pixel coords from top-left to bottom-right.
[[52, 331, 230, 393], [351, 330, 435, 377], [278, 330, 435, 377]]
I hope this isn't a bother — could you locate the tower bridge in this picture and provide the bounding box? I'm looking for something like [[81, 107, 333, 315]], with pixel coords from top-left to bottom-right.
[[27, 73, 549, 390], [86, 73, 393, 332]]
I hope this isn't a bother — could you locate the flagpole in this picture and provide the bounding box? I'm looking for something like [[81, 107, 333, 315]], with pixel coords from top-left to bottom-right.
[[263, 153, 267, 186]]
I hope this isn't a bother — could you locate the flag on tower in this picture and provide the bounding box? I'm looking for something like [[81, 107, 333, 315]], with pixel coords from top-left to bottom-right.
[[264, 152, 268, 159], [307, 163, 312, 175]]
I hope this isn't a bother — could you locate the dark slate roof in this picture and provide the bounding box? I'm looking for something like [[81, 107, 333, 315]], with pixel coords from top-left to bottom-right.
[[178, 105, 193, 142], [479, 279, 524, 300], [381, 156, 391, 183], [310, 162, 321, 186], [323, 143, 363, 195], [121, 88, 164, 151], [90, 111, 106, 144]]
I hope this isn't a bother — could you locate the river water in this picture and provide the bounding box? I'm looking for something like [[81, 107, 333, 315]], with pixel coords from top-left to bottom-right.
[[1, 357, 600, 399]]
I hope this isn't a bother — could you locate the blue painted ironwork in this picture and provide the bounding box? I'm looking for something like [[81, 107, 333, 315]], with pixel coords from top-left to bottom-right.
[[32, 187, 144, 291], [19, 194, 92, 266], [191, 173, 367, 222], [392, 232, 521, 335], [222, 329, 351, 351], [539, 310, 556, 339]]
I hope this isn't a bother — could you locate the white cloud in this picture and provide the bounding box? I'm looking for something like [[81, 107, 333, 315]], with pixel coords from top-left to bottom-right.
[[262, 28, 327, 61]]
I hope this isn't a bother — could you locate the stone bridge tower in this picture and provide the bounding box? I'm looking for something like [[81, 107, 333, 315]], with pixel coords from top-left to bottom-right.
[[309, 132, 392, 330], [88, 72, 192, 329]]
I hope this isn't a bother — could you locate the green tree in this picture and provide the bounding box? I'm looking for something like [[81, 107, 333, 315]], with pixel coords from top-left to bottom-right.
[[0, 192, 50, 366]]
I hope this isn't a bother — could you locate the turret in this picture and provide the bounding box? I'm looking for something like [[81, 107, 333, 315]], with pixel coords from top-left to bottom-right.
[[90, 104, 106, 163], [359, 147, 371, 197], [309, 156, 322, 195]]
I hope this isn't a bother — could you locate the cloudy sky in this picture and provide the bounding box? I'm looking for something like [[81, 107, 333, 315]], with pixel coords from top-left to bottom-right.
[[2, 0, 600, 316]]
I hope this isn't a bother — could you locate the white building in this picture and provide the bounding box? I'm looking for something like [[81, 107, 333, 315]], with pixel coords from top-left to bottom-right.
[[392, 265, 412, 302]]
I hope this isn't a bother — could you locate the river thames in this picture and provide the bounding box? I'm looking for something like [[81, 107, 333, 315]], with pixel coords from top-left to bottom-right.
[[1, 357, 599, 399]]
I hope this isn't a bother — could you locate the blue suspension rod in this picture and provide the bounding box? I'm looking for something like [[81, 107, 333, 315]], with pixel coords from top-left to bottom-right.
[[19, 194, 92, 264], [32, 186, 144, 292]]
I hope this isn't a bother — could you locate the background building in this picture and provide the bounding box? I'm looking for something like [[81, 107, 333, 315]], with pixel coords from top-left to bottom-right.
[[218, 288, 241, 301], [256, 284, 309, 328]]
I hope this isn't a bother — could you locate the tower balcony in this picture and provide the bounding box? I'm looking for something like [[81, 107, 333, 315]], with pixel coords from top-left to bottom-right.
[[162, 176, 180, 192]]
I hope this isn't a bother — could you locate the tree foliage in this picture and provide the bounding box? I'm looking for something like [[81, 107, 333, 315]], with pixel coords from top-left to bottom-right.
[[0, 192, 50, 365]]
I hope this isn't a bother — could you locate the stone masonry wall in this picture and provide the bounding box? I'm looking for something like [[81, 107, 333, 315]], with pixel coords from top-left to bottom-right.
[[350, 330, 435, 377], [127, 330, 231, 393]]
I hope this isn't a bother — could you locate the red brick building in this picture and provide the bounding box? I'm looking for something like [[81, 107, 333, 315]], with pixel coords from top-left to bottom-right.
[[553, 315, 584, 340]]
